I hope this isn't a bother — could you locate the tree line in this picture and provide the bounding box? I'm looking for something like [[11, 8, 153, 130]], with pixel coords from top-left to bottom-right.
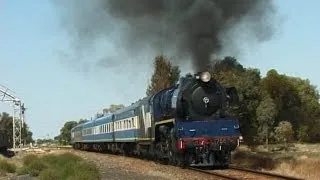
[[57, 55, 320, 146], [210, 57, 320, 146]]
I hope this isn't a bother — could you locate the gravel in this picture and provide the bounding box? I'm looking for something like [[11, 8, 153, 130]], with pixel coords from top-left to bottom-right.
[[68, 150, 223, 180]]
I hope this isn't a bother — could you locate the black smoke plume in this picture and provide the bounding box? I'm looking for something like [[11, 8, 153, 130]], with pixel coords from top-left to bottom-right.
[[54, 0, 277, 72]]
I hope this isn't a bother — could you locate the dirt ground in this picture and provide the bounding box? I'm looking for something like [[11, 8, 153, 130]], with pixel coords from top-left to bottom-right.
[[68, 149, 222, 180]]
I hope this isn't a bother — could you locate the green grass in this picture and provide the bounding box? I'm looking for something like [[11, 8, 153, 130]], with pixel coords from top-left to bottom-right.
[[17, 153, 101, 180], [22, 154, 38, 166], [0, 159, 16, 174]]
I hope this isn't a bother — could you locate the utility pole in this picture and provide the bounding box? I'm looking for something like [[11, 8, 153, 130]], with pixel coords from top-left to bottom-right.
[[0, 84, 25, 152]]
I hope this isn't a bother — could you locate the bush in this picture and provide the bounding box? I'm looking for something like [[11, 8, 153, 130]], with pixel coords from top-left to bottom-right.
[[38, 169, 60, 180], [275, 121, 294, 143], [27, 161, 48, 176], [16, 166, 29, 175], [298, 125, 310, 142], [0, 159, 16, 173], [19, 153, 101, 180], [22, 154, 39, 166]]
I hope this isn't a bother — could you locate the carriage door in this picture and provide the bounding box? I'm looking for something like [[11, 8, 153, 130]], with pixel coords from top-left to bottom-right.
[[140, 105, 151, 140], [112, 115, 115, 142]]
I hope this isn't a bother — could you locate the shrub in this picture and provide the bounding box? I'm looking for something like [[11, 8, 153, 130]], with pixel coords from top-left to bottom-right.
[[22, 154, 38, 166], [16, 166, 29, 175], [19, 153, 101, 180], [275, 121, 294, 144], [27, 160, 48, 177], [0, 160, 16, 173], [38, 169, 60, 180], [298, 125, 310, 142]]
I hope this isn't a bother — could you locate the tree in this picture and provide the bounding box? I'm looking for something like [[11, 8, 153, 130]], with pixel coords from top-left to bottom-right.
[[260, 70, 320, 142], [59, 121, 78, 145], [146, 55, 181, 96], [0, 112, 34, 148], [275, 121, 294, 149], [56, 118, 89, 145], [211, 56, 262, 146], [209, 57, 320, 145], [256, 93, 278, 147], [260, 70, 302, 135], [54, 135, 61, 142], [297, 125, 309, 142]]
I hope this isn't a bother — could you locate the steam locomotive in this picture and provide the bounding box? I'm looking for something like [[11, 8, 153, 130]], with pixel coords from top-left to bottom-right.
[[71, 71, 242, 168]]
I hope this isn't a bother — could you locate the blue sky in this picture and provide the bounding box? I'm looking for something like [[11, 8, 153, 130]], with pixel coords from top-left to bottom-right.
[[0, 0, 319, 139]]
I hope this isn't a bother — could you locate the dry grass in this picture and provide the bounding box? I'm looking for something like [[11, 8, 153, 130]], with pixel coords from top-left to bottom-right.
[[274, 159, 320, 180], [232, 143, 320, 180], [232, 151, 277, 170]]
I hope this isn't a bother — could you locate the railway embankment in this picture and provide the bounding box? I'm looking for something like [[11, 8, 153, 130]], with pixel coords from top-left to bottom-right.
[[0, 143, 318, 180]]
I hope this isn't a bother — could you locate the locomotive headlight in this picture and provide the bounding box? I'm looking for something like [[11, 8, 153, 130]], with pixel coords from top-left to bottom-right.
[[200, 71, 211, 82]]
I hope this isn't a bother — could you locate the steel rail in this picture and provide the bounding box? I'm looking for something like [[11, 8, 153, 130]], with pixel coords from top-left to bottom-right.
[[229, 165, 304, 180]]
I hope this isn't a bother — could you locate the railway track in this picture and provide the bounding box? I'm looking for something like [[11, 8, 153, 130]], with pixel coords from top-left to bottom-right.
[[189, 165, 304, 180], [188, 167, 240, 180]]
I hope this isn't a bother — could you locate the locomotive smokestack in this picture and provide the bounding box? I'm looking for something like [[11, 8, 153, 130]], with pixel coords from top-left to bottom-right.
[[55, 0, 278, 72]]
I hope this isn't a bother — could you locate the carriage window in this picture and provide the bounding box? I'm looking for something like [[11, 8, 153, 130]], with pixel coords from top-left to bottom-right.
[[128, 120, 131, 129]]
